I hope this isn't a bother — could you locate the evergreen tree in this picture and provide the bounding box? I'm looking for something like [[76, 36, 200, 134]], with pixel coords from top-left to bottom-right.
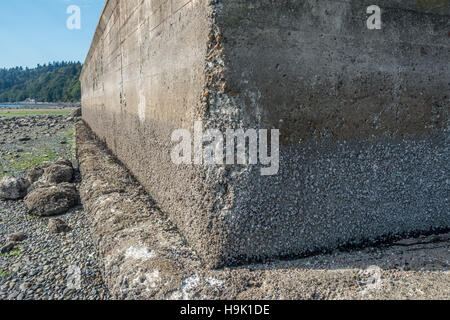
[[0, 61, 82, 103]]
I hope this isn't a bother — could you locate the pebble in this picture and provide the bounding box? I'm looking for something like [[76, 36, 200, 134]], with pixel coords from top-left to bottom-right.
[[0, 115, 109, 300]]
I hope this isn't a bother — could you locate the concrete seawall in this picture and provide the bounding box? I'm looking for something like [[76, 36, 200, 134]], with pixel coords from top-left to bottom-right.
[[81, 0, 449, 267]]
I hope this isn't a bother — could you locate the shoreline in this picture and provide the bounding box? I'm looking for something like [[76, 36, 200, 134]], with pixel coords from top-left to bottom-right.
[[0, 108, 75, 118], [0, 103, 80, 110]]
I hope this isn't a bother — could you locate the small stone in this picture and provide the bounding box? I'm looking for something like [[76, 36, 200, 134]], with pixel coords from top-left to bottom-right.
[[20, 282, 31, 291], [394, 238, 423, 246], [11, 263, 21, 273], [1, 242, 15, 254], [7, 291, 19, 300], [8, 232, 27, 242], [48, 218, 72, 234]]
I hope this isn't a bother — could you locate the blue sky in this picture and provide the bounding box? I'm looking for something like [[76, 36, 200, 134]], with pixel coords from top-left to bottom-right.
[[0, 0, 105, 68]]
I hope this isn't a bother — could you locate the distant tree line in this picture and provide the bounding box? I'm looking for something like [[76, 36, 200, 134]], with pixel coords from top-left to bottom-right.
[[0, 61, 82, 103]]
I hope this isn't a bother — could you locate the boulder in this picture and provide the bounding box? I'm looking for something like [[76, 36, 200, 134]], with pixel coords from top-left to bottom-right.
[[26, 163, 51, 185], [48, 218, 72, 234], [0, 176, 29, 200], [40, 163, 74, 184], [1, 242, 15, 254], [26, 159, 73, 189], [25, 183, 79, 217], [53, 159, 73, 168], [70, 107, 82, 118]]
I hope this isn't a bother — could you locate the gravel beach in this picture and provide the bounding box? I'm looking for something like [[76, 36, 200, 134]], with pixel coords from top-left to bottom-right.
[[0, 113, 109, 300]]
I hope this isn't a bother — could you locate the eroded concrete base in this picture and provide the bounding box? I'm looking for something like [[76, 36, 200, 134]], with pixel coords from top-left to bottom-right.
[[77, 122, 449, 300]]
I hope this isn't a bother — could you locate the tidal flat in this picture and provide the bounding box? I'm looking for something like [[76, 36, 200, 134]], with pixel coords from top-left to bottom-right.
[[0, 108, 73, 119], [0, 113, 76, 180]]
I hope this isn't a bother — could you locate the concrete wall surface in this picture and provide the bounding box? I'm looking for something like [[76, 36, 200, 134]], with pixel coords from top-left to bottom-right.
[[81, 0, 450, 267]]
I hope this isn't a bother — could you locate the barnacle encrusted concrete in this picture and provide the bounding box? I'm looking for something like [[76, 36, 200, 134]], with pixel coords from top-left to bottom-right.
[[80, 0, 450, 267], [77, 122, 450, 300]]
